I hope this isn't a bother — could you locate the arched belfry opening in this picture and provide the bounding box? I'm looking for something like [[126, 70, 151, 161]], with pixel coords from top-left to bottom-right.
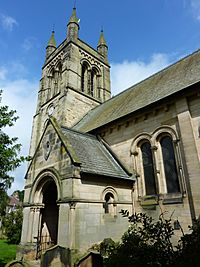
[[38, 179, 59, 255]]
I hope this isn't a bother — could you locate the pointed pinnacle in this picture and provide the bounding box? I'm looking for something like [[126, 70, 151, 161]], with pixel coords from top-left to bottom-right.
[[48, 31, 56, 48], [69, 7, 79, 24], [98, 30, 107, 47]]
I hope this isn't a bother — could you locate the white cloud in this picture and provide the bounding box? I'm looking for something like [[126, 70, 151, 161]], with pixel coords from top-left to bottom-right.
[[0, 14, 18, 31], [190, 0, 200, 21], [0, 66, 38, 194], [22, 37, 39, 51], [111, 53, 171, 96]]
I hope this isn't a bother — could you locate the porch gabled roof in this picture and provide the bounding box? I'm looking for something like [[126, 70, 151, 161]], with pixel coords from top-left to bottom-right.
[[60, 125, 133, 180]]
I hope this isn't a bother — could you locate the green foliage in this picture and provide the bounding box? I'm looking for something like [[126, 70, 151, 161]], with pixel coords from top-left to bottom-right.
[[0, 90, 27, 216], [104, 211, 175, 267], [99, 238, 119, 258], [14, 190, 24, 202], [0, 190, 9, 217], [2, 208, 23, 244], [0, 239, 17, 267], [173, 220, 200, 267], [103, 211, 200, 267], [0, 90, 26, 191]]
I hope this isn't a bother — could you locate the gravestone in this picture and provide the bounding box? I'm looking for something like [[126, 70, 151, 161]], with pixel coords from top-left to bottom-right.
[[75, 252, 103, 267], [5, 260, 29, 267], [40, 245, 71, 267]]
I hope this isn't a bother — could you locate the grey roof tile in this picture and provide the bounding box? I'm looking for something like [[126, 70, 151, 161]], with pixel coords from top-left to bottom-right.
[[61, 127, 133, 180]]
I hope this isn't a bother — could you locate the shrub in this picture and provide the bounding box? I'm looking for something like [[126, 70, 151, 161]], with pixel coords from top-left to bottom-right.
[[2, 208, 23, 244]]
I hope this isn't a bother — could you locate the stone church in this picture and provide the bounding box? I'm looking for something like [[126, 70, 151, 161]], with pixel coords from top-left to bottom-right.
[[20, 7, 200, 261]]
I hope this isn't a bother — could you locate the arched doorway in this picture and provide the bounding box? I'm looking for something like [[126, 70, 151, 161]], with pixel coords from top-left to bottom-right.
[[38, 179, 59, 256]]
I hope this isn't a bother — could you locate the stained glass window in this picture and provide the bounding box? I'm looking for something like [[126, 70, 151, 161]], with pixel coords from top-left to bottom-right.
[[160, 136, 180, 193], [141, 142, 156, 195]]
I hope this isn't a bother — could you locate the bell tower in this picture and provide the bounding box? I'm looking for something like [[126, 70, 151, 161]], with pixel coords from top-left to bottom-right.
[[29, 7, 111, 156]]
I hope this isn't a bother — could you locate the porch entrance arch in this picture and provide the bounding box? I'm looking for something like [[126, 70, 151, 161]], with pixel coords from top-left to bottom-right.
[[31, 173, 60, 258], [40, 180, 59, 246]]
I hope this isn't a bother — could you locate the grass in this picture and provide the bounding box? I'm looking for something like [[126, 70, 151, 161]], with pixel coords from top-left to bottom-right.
[[0, 239, 17, 267]]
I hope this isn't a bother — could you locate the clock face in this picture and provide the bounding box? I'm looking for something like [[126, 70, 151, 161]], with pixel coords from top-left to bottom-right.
[[48, 105, 54, 116]]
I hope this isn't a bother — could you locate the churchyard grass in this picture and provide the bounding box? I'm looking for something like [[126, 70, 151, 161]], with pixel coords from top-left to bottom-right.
[[0, 239, 17, 267]]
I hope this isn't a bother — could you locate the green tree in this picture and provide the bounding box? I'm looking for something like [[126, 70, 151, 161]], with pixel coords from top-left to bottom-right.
[[0, 90, 25, 215], [2, 208, 23, 244], [0, 190, 9, 217], [13, 190, 24, 202]]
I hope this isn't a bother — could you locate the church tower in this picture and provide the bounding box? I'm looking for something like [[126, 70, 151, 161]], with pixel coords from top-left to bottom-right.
[[19, 7, 134, 263], [30, 7, 111, 156]]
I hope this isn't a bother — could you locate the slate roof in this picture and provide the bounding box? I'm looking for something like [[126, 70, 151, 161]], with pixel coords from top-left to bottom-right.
[[73, 49, 200, 132], [61, 126, 133, 180]]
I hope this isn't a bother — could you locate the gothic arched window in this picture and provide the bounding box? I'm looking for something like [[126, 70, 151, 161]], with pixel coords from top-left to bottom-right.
[[160, 136, 180, 193], [104, 192, 115, 214], [47, 64, 62, 101], [141, 141, 156, 195]]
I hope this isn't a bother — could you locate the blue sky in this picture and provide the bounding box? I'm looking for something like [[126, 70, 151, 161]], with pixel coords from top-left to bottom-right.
[[1, 0, 200, 193]]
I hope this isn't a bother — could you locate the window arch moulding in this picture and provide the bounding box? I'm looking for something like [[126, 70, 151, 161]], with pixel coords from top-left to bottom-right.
[[101, 187, 118, 217]]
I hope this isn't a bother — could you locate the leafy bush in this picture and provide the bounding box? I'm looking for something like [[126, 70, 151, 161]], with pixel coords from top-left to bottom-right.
[[173, 220, 200, 267], [2, 208, 23, 244]]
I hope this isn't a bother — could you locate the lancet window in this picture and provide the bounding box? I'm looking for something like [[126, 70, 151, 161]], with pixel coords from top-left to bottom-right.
[[160, 136, 180, 193], [141, 141, 157, 195]]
